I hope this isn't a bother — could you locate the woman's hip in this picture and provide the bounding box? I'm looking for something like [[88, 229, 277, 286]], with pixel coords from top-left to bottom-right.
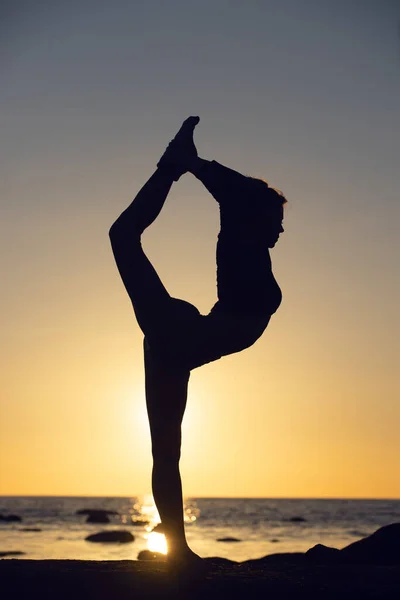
[[145, 304, 271, 371]]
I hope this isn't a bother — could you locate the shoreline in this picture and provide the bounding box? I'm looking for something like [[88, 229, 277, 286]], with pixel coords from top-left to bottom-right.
[[2, 523, 400, 597]]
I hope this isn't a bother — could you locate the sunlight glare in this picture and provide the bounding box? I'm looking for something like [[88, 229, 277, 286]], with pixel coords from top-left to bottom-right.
[[147, 532, 168, 554]]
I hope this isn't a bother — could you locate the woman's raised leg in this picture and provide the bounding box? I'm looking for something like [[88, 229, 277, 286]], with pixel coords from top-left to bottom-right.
[[109, 116, 201, 336], [109, 168, 175, 335]]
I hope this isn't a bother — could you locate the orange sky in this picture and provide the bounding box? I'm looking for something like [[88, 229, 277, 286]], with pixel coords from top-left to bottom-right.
[[1, 1, 399, 498]]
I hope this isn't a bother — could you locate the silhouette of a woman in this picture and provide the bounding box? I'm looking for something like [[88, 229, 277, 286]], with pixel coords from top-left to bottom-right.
[[109, 117, 286, 571]]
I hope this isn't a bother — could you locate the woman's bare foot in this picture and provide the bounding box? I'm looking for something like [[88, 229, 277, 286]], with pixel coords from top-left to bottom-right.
[[157, 116, 200, 180], [167, 547, 208, 578]]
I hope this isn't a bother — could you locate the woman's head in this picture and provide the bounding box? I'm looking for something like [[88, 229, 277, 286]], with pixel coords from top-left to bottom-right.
[[245, 177, 286, 248]]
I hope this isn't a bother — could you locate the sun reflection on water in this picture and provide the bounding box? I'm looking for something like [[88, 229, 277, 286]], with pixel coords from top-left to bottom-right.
[[131, 495, 200, 555], [133, 494, 160, 524], [147, 531, 168, 554]]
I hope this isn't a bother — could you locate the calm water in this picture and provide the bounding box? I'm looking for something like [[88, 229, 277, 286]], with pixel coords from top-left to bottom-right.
[[1, 496, 399, 562]]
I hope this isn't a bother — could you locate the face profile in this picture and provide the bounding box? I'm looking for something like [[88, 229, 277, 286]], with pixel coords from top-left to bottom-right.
[[246, 203, 284, 248], [244, 178, 286, 248], [266, 215, 284, 248]]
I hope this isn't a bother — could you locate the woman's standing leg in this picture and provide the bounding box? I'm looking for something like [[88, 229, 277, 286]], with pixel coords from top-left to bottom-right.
[[144, 340, 194, 559]]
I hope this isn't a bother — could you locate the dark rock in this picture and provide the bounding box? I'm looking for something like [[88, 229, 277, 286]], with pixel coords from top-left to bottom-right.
[[306, 543, 342, 563], [0, 514, 22, 522], [86, 514, 110, 524], [341, 522, 400, 564], [270, 538, 280, 543], [237, 524, 400, 569], [131, 519, 150, 527], [137, 550, 166, 561], [242, 552, 306, 566], [203, 556, 238, 566], [0, 551, 25, 557], [85, 530, 134, 543], [20, 528, 42, 532], [216, 537, 242, 542], [76, 509, 119, 524], [288, 516, 307, 522]]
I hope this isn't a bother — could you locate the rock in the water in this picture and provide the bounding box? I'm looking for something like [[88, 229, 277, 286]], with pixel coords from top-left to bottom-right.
[[76, 509, 119, 524], [0, 551, 25, 557], [288, 516, 307, 522], [137, 550, 166, 561], [0, 514, 22, 522], [131, 519, 150, 527], [20, 528, 42, 532], [306, 543, 341, 563], [86, 513, 110, 524], [270, 538, 280, 543], [341, 523, 400, 564], [216, 537, 242, 542], [85, 530, 134, 543]]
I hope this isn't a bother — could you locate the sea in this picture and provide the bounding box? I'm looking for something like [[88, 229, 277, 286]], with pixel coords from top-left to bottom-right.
[[1, 496, 399, 562]]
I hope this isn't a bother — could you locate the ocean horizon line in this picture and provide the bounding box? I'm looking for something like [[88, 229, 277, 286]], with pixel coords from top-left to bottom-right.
[[1, 494, 399, 501]]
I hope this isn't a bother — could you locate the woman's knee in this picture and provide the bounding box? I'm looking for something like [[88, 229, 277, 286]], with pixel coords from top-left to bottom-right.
[[109, 216, 141, 246], [149, 418, 182, 462], [109, 222, 143, 273], [109, 217, 125, 241]]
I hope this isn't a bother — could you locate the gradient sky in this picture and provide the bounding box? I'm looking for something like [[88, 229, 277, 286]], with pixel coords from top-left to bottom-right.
[[1, 0, 399, 498]]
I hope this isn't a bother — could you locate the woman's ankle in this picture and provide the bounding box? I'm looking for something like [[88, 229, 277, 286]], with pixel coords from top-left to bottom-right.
[[188, 157, 210, 177]]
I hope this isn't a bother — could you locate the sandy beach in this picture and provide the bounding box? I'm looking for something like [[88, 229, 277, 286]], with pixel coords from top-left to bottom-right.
[[1, 555, 400, 599]]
